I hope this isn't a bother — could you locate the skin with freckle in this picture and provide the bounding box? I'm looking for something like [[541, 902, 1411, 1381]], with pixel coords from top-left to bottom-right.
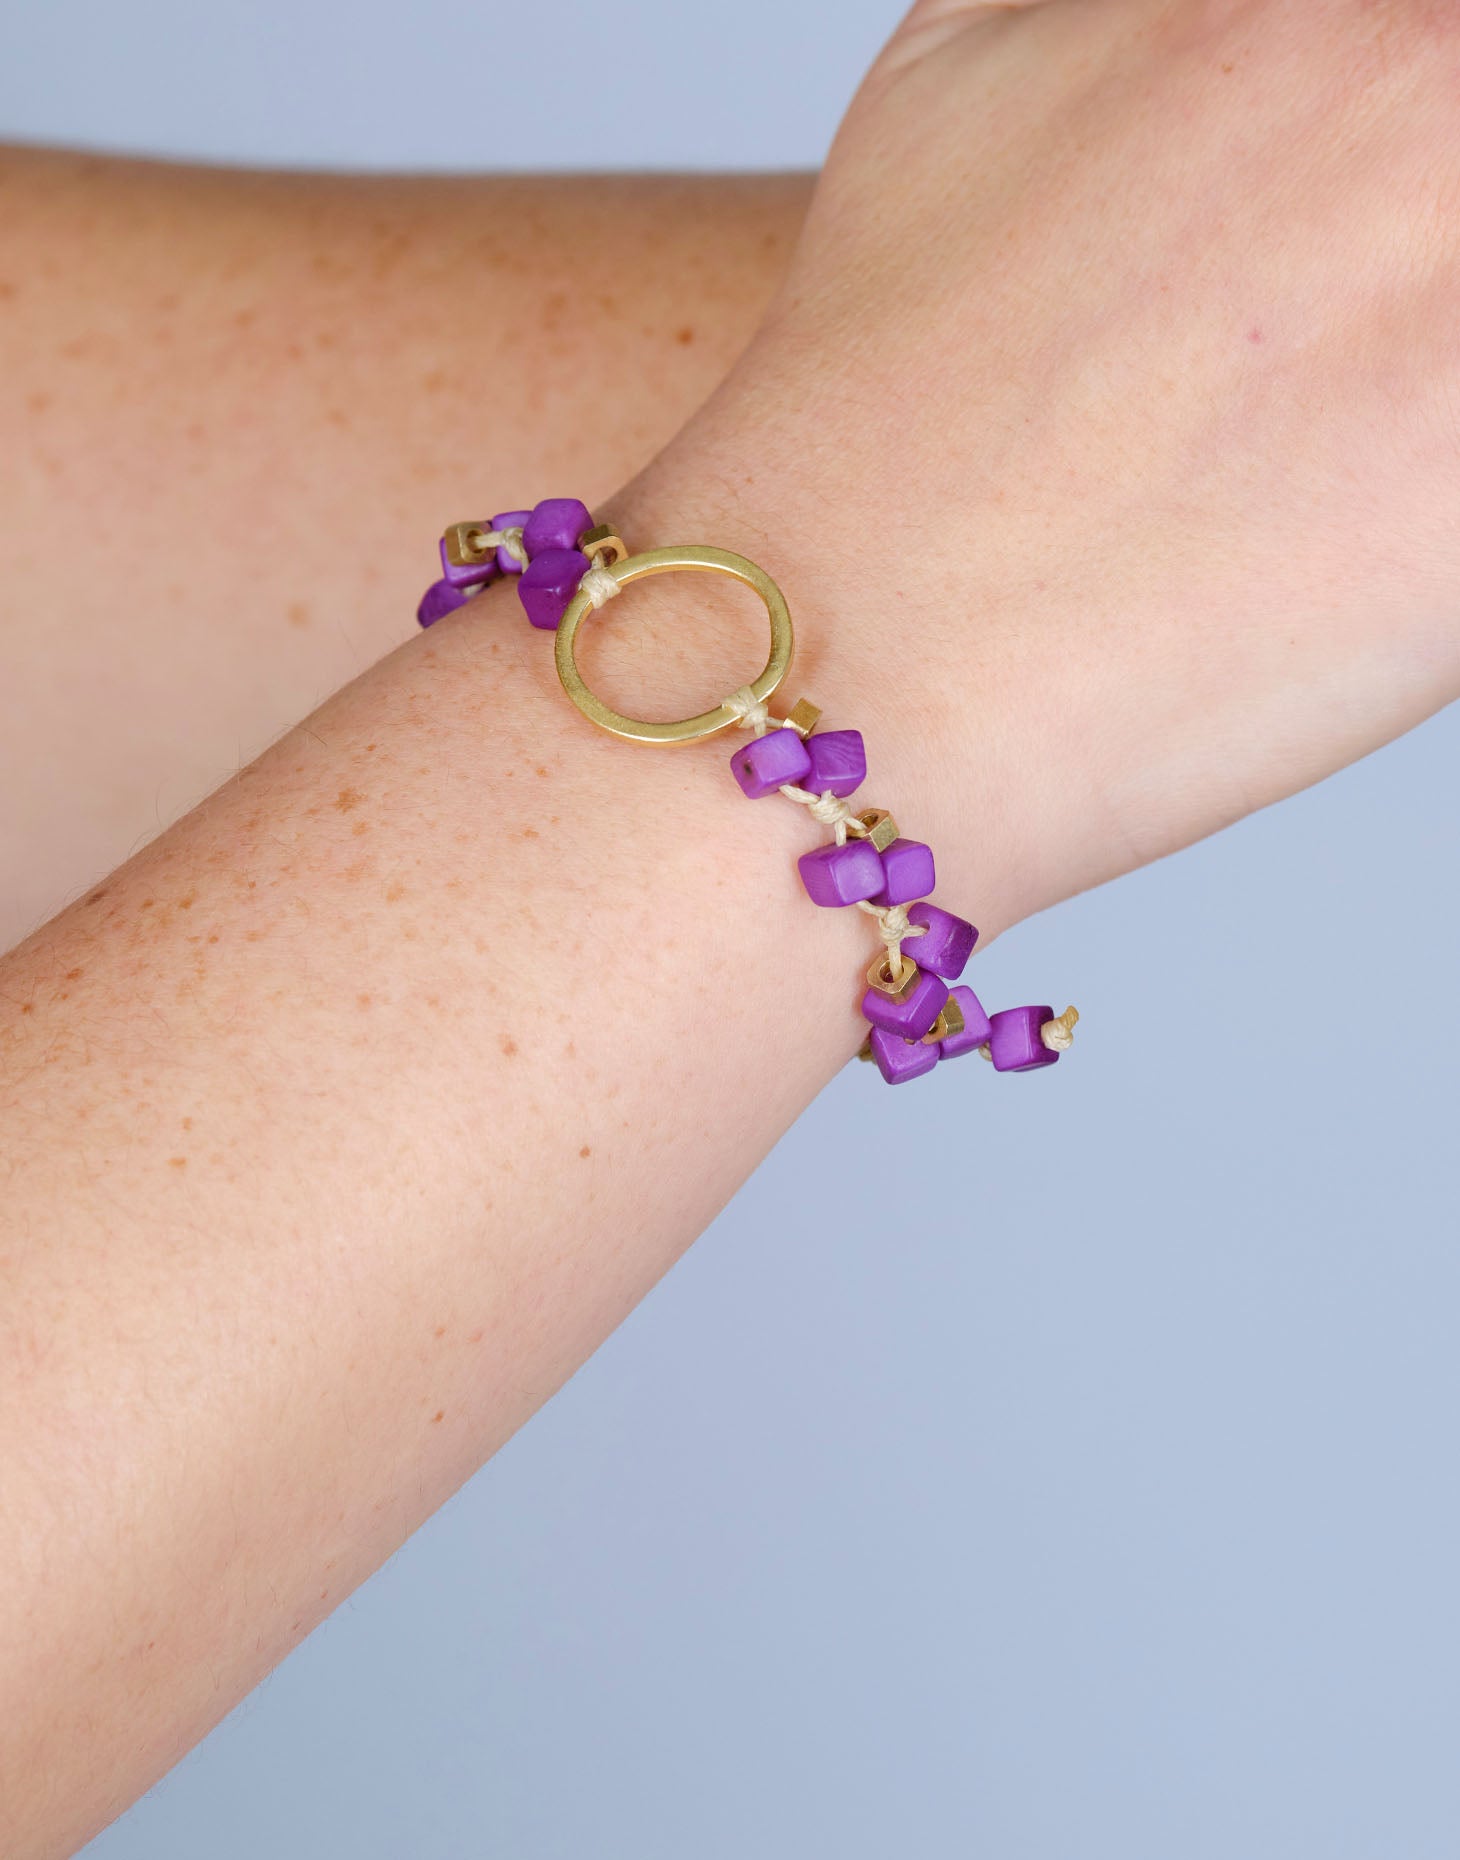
[[0, 153, 811, 948], [4, 0, 1460, 1854]]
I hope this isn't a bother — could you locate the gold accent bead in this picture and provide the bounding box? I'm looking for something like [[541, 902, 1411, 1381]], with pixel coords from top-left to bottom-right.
[[577, 524, 628, 568], [856, 1039, 876, 1064], [443, 521, 494, 569], [865, 953, 921, 1002], [850, 807, 899, 852], [784, 697, 822, 739], [922, 996, 966, 1045]]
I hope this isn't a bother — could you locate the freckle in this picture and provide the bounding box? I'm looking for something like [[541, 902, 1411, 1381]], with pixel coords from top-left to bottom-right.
[[550, 816, 560, 826], [335, 788, 365, 814], [535, 766, 550, 778], [366, 742, 377, 752], [421, 368, 445, 393], [675, 325, 694, 345], [519, 826, 539, 840], [84, 888, 108, 906], [579, 1145, 591, 1159], [286, 600, 310, 629], [426, 994, 440, 1008], [182, 1117, 193, 1131], [352, 820, 369, 836], [20, 1002, 33, 1015], [500, 1034, 518, 1058], [433, 1325, 446, 1338], [1222, 60, 1234, 72], [207, 933, 219, 944], [168, 1156, 187, 1170], [320, 1589, 328, 1600], [431, 1410, 445, 1423], [65, 967, 83, 981], [385, 881, 406, 902], [245, 928, 263, 942], [0, 280, 15, 300], [27, 389, 52, 414], [468, 1327, 484, 1343], [565, 1041, 575, 1057], [178, 894, 195, 910], [141, 898, 155, 910], [233, 307, 256, 330], [357, 992, 372, 1009], [1248, 325, 1263, 343]]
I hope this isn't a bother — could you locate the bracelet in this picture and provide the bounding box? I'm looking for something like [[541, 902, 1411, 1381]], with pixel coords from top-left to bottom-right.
[[417, 498, 1079, 1085]]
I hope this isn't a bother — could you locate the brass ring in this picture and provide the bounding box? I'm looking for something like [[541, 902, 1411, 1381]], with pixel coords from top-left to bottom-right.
[[553, 544, 795, 745]]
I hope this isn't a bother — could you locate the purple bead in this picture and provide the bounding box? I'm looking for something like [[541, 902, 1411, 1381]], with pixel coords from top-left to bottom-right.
[[871, 838, 936, 907], [491, 509, 533, 575], [867, 1026, 939, 1086], [417, 577, 476, 628], [439, 533, 500, 591], [802, 729, 866, 799], [939, 984, 994, 1059], [517, 548, 588, 631], [523, 498, 592, 559], [988, 1005, 1059, 1072], [906, 901, 977, 979], [729, 728, 812, 798], [861, 964, 949, 1040], [797, 840, 884, 907]]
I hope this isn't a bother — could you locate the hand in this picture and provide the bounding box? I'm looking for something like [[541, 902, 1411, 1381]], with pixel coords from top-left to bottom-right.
[[630, 0, 1460, 930]]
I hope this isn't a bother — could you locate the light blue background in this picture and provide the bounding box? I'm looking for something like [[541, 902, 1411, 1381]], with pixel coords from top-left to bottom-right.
[[6, 4, 1459, 1855]]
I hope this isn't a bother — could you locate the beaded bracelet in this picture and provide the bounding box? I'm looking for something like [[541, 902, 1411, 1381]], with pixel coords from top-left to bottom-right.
[[417, 498, 1078, 1085]]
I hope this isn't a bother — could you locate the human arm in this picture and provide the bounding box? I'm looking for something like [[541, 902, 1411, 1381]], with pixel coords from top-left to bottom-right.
[[7, 0, 1460, 1851], [0, 149, 810, 945]]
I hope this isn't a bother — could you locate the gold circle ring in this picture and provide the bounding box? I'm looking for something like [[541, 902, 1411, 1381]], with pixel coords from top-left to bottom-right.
[[553, 544, 794, 745]]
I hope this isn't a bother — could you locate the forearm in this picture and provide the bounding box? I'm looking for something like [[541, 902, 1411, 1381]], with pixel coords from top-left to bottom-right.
[[0, 430, 1040, 1856], [0, 149, 809, 945]]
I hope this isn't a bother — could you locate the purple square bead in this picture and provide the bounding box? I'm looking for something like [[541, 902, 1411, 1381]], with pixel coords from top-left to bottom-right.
[[798, 840, 884, 907], [730, 727, 812, 798], [861, 964, 949, 1040], [439, 533, 500, 591], [417, 577, 476, 628], [517, 548, 589, 631], [491, 508, 533, 575], [905, 901, 977, 979], [987, 1004, 1059, 1072], [868, 1026, 940, 1086], [523, 498, 592, 559], [939, 984, 993, 1058], [871, 838, 936, 907], [802, 729, 866, 799]]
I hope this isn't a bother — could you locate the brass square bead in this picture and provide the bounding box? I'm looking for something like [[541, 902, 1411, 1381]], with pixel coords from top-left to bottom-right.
[[852, 807, 899, 852], [922, 996, 966, 1045], [784, 697, 822, 739], [443, 521, 494, 568], [576, 523, 628, 567], [866, 953, 921, 1003]]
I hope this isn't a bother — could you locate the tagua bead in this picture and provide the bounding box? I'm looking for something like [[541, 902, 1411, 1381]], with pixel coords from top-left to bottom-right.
[[439, 530, 499, 590], [868, 1025, 940, 1086], [802, 729, 867, 799], [939, 985, 994, 1058], [798, 839, 884, 907], [523, 497, 593, 559], [988, 1004, 1060, 1072], [417, 577, 475, 627], [906, 901, 977, 979], [491, 508, 532, 574], [518, 548, 589, 630], [730, 727, 811, 798], [871, 837, 936, 907], [861, 964, 949, 1040]]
